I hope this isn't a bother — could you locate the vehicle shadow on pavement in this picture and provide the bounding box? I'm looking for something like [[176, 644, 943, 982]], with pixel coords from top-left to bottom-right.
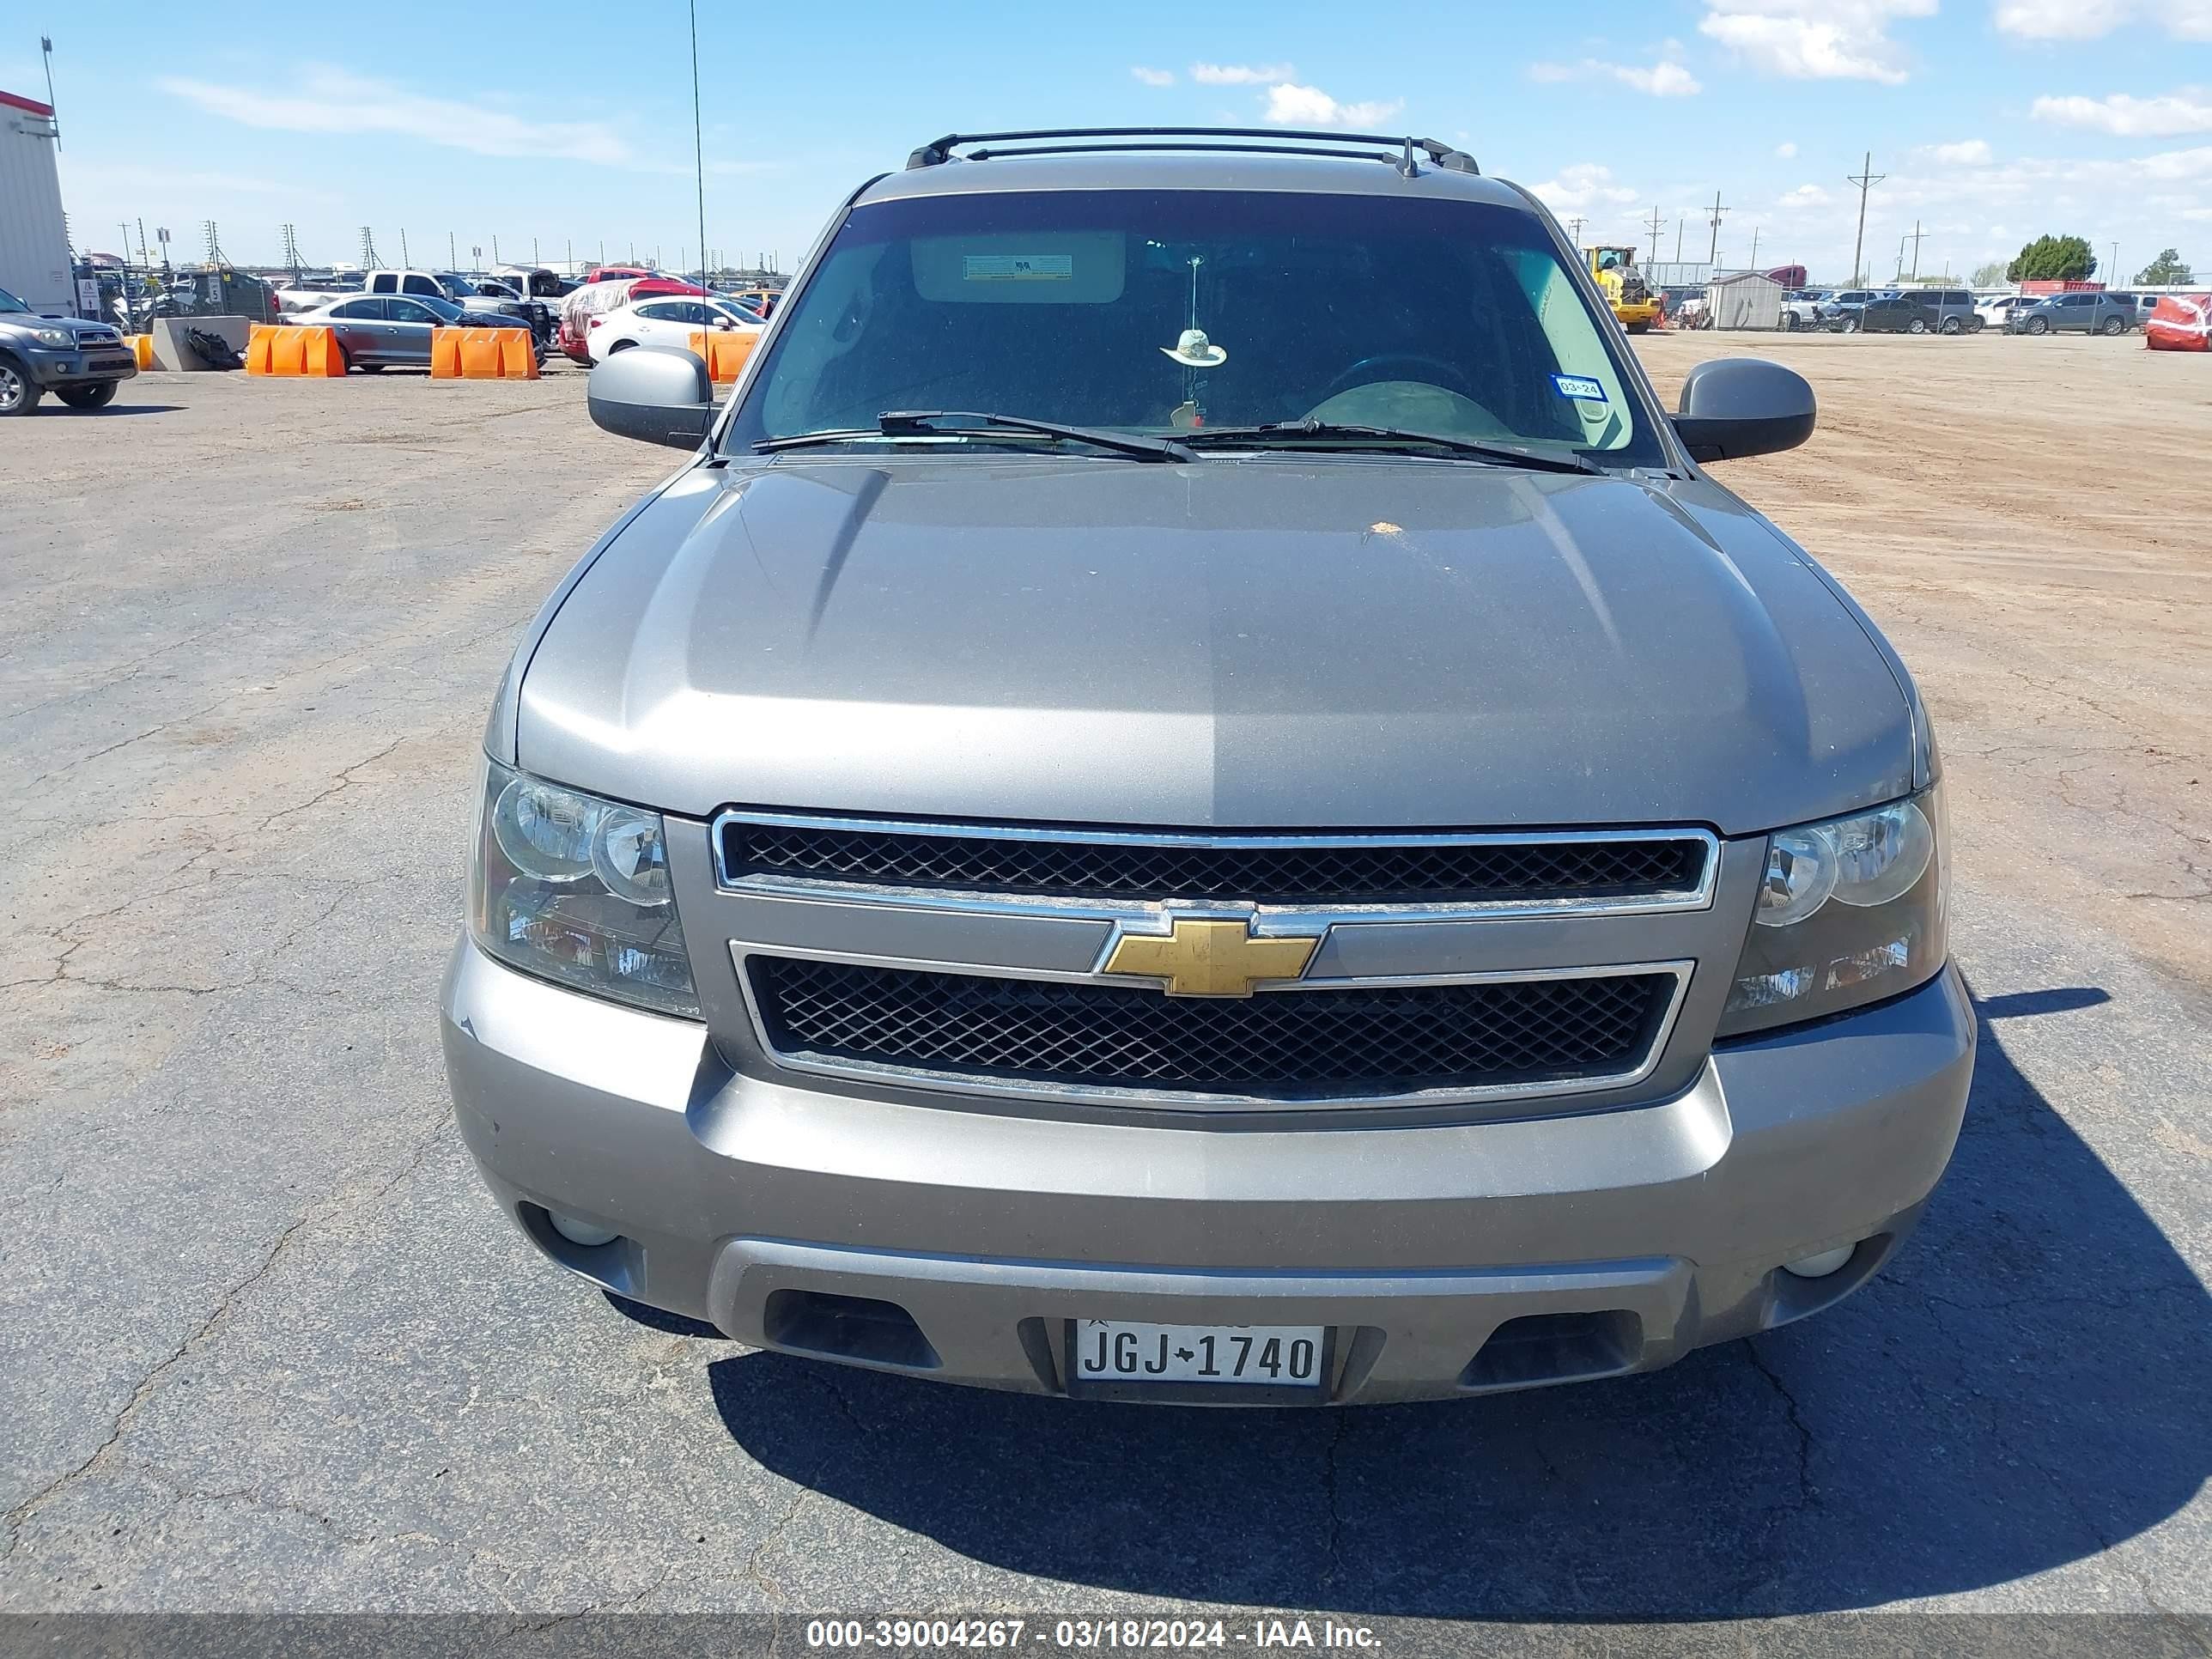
[[703, 986, 2209, 1618]]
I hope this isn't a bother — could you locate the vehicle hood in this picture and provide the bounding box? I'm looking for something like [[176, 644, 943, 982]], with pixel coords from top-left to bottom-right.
[[516, 459, 1916, 834], [5, 313, 119, 339]]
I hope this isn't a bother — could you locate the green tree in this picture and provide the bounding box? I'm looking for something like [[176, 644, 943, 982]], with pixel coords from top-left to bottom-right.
[[1970, 259, 2010, 287], [2136, 248, 2194, 284], [2006, 234, 2098, 283]]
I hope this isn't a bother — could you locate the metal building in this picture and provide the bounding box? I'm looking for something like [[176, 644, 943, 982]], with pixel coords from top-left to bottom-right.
[[1705, 271, 1785, 331], [1, 89, 71, 314]]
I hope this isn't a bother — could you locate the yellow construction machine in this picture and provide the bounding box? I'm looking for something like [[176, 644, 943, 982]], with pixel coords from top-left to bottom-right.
[[1587, 245, 1661, 332]]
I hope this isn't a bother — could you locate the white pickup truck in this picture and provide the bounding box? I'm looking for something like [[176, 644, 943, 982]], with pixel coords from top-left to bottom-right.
[[366, 270, 536, 331]]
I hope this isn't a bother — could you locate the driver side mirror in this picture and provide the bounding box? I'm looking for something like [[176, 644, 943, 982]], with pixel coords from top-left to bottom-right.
[[587, 345, 714, 449], [1671, 357, 1815, 463]]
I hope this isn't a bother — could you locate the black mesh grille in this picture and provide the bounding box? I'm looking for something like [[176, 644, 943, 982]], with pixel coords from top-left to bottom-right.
[[722, 821, 1705, 906], [750, 957, 1673, 1099]]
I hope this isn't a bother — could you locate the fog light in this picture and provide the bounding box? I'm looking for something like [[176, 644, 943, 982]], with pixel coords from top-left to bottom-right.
[[1782, 1245, 1856, 1279], [548, 1212, 620, 1249]]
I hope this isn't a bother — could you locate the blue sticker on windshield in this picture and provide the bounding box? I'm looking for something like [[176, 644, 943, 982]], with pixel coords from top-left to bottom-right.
[[1553, 374, 1607, 402]]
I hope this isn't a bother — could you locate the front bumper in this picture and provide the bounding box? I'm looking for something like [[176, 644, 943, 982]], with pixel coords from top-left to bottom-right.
[[440, 941, 1974, 1404], [23, 343, 139, 387]]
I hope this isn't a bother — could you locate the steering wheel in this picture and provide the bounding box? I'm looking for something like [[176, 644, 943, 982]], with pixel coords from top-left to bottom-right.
[[1316, 352, 1477, 404]]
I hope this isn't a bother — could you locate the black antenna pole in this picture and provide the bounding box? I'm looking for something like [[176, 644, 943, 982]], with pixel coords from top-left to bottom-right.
[[690, 0, 708, 285], [40, 36, 59, 149]]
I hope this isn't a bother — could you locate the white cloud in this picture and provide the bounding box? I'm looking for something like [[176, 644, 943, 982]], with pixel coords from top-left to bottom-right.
[[1926, 138, 1994, 163], [1262, 83, 1406, 127], [1775, 141, 1799, 157], [1994, 0, 2212, 39], [1778, 183, 1832, 207], [1191, 62, 1296, 85], [2033, 90, 2212, 137], [1130, 66, 1176, 87], [60, 160, 338, 202], [1699, 0, 1937, 84], [1530, 162, 1641, 212], [1531, 55, 1704, 95], [158, 67, 641, 167]]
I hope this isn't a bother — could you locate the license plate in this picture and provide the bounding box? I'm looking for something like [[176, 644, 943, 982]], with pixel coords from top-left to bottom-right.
[[1072, 1320, 1326, 1389]]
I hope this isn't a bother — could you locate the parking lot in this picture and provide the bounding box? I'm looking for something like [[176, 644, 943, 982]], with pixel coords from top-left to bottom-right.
[[3, 335, 2208, 1643]]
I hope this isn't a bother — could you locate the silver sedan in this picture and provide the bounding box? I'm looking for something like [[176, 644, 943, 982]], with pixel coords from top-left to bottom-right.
[[282, 293, 532, 370]]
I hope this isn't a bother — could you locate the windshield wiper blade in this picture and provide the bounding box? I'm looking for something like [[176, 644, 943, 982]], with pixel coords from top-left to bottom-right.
[[755, 410, 1194, 462], [1181, 419, 1601, 474], [880, 409, 1194, 461]]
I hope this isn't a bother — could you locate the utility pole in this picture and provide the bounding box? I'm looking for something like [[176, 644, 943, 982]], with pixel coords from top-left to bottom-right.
[[449, 231, 457, 268], [280, 223, 301, 280], [532, 237, 539, 267], [2107, 240, 2118, 282], [360, 227, 379, 269], [1905, 219, 1926, 279], [1567, 215, 1587, 247], [1894, 233, 1909, 282], [400, 228, 410, 267], [1846, 151, 1885, 285], [1644, 206, 1666, 264], [1674, 212, 1686, 262], [493, 234, 501, 265], [1705, 191, 1729, 267], [1749, 225, 1761, 270]]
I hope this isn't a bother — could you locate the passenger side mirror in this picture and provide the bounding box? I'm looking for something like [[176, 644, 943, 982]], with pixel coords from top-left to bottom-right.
[[1671, 357, 1816, 463], [588, 346, 714, 449]]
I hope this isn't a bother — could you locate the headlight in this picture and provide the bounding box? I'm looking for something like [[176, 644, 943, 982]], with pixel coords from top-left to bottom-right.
[[469, 760, 700, 1018], [33, 327, 72, 348], [1717, 786, 1947, 1037]]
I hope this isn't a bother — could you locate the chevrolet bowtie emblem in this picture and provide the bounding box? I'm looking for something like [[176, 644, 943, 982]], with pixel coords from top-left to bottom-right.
[[1101, 918, 1321, 998]]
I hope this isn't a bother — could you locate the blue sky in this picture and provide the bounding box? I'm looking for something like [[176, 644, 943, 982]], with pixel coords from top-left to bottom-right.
[[7, 0, 2207, 283]]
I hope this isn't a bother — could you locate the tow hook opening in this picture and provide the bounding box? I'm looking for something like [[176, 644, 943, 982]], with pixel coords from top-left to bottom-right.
[[1461, 1309, 1644, 1392], [765, 1289, 941, 1371]]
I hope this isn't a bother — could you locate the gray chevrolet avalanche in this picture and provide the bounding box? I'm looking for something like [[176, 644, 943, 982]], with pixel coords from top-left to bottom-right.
[[440, 129, 1972, 1406]]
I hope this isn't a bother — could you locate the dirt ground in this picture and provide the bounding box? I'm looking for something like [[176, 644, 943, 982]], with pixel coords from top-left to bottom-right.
[[3, 341, 2209, 1638], [1638, 330, 2212, 1002]]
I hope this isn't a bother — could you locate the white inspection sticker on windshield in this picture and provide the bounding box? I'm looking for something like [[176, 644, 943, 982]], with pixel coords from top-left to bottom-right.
[[1553, 374, 1608, 402], [963, 253, 1074, 282]]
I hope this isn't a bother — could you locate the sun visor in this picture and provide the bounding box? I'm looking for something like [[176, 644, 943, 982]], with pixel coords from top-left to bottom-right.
[[910, 233, 1127, 303]]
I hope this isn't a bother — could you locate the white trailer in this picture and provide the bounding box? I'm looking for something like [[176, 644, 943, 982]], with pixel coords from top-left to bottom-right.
[[0, 90, 73, 315]]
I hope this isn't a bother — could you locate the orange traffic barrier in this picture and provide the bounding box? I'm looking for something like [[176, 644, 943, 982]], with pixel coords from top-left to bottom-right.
[[687, 329, 758, 385], [129, 334, 155, 370], [246, 325, 346, 378], [430, 326, 539, 380]]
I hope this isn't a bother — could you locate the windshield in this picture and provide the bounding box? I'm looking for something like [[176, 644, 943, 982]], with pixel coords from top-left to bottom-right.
[[419, 294, 464, 322], [723, 189, 1662, 467], [0, 286, 28, 314]]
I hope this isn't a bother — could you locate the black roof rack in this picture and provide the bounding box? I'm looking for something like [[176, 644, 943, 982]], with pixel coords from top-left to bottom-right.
[[906, 127, 1478, 179]]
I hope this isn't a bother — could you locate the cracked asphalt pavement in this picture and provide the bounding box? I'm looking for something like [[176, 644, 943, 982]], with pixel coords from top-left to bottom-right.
[[2, 339, 2208, 1643]]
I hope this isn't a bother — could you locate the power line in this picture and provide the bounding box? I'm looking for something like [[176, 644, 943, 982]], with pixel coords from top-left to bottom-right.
[[1846, 151, 1886, 285], [1644, 206, 1667, 264]]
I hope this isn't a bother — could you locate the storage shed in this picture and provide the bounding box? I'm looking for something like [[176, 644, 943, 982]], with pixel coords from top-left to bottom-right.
[[1705, 271, 1785, 331]]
